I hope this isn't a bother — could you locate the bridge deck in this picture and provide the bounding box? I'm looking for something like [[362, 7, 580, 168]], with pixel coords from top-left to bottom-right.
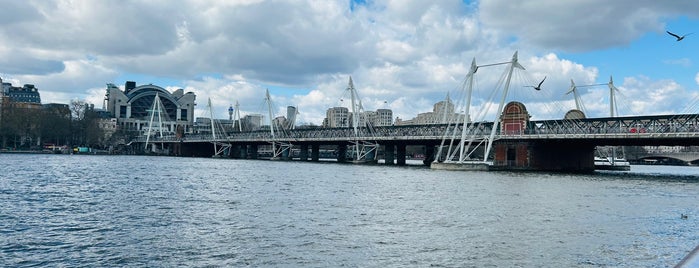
[[134, 113, 699, 146]]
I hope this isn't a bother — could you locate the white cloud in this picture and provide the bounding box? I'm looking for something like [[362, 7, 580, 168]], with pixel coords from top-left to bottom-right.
[[478, 0, 685, 51], [576, 76, 696, 117], [9, 59, 118, 104], [0, 0, 697, 126]]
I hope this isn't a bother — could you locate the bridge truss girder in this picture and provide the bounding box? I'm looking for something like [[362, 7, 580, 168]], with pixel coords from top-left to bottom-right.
[[132, 113, 699, 154]]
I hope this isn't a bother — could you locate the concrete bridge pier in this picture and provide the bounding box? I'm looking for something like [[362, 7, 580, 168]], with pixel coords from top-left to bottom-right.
[[423, 145, 435, 166], [172, 142, 181, 156], [396, 143, 407, 166], [311, 145, 320, 162], [239, 144, 249, 159], [336, 145, 347, 163], [384, 144, 395, 165], [230, 145, 242, 159], [530, 142, 595, 172], [299, 144, 309, 161], [248, 144, 258, 159], [492, 141, 595, 172]]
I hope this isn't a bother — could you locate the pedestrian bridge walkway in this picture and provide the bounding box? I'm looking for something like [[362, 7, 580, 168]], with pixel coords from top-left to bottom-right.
[[138, 113, 699, 146]]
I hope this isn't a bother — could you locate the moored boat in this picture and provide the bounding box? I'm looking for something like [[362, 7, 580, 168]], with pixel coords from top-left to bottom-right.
[[594, 156, 630, 171]]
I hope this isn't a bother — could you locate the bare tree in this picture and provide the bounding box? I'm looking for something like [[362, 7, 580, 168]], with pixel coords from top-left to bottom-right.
[[70, 99, 88, 120]]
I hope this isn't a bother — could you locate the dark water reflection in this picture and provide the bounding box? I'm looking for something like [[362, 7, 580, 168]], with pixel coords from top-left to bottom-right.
[[1, 154, 698, 267]]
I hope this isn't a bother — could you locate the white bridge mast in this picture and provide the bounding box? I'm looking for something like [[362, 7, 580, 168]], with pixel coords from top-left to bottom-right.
[[436, 52, 524, 165], [345, 77, 378, 162], [145, 93, 166, 152], [482, 51, 525, 163], [265, 89, 292, 159], [208, 98, 231, 157]]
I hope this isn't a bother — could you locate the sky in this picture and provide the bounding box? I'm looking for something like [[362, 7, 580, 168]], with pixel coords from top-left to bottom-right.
[[1, 0, 698, 125]]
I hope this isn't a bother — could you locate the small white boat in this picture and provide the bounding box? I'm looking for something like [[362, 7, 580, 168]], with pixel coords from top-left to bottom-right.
[[594, 156, 630, 171]]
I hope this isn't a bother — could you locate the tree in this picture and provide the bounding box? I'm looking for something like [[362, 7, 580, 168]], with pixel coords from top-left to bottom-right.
[[69, 99, 103, 147], [40, 105, 71, 146], [0, 104, 41, 149], [0, 101, 20, 148], [70, 99, 88, 120]]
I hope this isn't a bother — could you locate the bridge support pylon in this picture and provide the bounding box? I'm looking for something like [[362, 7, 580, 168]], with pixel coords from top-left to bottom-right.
[[311, 145, 320, 162], [384, 144, 395, 165], [397, 144, 407, 166], [248, 144, 258, 159], [230, 145, 242, 159], [299, 144, 309, 161], [491, 141, 595, 172], [337, 145, 347, 163], [423, 146, 435, 166]]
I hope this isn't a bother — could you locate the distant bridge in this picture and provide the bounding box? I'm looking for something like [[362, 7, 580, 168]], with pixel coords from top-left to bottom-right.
[[632, 152, 699, 165]]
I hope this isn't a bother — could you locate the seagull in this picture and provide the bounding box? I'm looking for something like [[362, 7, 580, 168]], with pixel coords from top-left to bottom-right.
[[666, 31, 692, 41], [526, 76, 546, 91]]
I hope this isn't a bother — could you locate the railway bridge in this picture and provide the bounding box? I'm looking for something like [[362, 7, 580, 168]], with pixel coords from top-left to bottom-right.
[[132, 111, 699, 172]]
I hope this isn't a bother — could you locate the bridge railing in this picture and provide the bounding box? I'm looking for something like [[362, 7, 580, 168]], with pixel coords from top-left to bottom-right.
[[519, 114, 699, 138]]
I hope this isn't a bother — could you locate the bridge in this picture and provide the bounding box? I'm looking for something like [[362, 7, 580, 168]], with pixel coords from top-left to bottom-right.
[[132, 112, 699, 172], [129, 52, 699, 172], [628, 151, 699, 165]]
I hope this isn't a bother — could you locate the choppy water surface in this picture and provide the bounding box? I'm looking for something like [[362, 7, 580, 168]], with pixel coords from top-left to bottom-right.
[[1, 154, 698, 267]]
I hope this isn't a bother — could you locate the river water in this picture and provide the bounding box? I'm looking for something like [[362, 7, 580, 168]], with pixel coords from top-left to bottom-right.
[[1, 154, 698, 267]]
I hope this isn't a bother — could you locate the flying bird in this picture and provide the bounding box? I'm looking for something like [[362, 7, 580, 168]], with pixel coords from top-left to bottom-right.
[[534, 76, 546, 90], [666, 31, 692, 41], [526, 76, 546, 91]]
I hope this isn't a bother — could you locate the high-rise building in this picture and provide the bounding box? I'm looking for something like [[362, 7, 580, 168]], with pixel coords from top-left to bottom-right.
[[286, 106, 297, 129]]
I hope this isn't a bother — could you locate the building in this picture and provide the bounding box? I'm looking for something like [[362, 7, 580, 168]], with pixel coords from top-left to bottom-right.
[[272, 116, 288, 131], [395, 98, 465, 125], [0, 77, 46, 148], [194, 117, 233, 136], [286, 106, 297, 129], [323, 106, 393, 128], [42, 103, 70, 117], [98, 117, 118, 142], [104, 81, 196, 135], [1, 77, 42, 109], [372, 108, 393, 126], [241, 114, 263, 131], [323, 107, 349, 128]]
